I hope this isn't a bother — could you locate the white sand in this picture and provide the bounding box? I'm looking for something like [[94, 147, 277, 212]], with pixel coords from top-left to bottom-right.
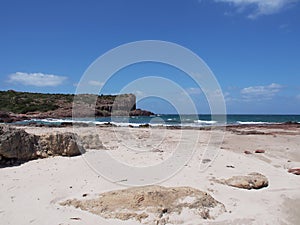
[[1, 125, 300, 224]]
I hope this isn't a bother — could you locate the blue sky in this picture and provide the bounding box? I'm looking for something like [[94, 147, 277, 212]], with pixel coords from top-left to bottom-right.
[[0, 0, 299, 114]]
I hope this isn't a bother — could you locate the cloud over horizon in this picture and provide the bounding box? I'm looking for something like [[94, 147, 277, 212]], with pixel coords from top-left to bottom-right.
[[8, 72, 67, 87], [241, 83, 282, 100], [214, 0, 299, 18], [88, 80, 104, 87]]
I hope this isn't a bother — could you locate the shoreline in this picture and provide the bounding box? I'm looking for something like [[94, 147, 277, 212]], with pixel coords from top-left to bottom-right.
[[8, 120, 300, 131]]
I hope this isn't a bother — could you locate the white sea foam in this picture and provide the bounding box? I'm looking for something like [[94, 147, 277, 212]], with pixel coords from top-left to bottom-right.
[[194, 120, 217, 124], [237, 121, 269, 125]]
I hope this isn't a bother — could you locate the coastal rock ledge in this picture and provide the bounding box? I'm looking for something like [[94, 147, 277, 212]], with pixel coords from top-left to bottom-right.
[[0, 125, 84, 166], [61, 185, 226, 224]]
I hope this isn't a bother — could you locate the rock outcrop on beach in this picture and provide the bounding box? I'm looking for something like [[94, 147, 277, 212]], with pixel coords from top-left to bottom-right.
[[60, 185, 226, 224], [217, 172, 269, 190], [0, 125, 38, 161], [0, 90, 154, 122], [78, 134, 106, 150], [38, 133, 84, 157], [0, 125, 84, 165]]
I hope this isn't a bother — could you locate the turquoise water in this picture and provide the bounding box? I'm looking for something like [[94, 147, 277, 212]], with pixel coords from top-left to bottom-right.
[[18, 114, 300, 127]]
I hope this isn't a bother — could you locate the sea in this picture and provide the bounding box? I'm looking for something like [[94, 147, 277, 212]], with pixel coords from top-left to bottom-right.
[[17, 114, 300, 128]]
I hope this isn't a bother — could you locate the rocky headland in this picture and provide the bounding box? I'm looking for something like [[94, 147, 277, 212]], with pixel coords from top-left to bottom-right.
[[0, 90, 154, 123]]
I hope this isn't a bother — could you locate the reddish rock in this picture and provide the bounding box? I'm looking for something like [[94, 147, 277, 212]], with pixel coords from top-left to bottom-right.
[[288, 168, 300, 175], [255, 149, 265, 153], [0, 111, 29, 123]]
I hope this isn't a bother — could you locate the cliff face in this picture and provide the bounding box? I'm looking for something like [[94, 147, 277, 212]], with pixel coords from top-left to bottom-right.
[[0, 90, 153, 121]]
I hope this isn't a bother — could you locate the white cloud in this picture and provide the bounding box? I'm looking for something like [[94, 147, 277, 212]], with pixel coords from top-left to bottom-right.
[[241, 83, 282, 100], [214, 0, 299, 18], [88, 80, 104, 87], [8, 72, 67, 87], [185, 87, 203, 95]]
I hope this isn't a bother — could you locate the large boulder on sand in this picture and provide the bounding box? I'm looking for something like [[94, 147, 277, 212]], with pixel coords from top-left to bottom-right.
[[0, 125, 38, 160], [0, 125, 84, 164], [38, 133, 84, 157], [61, 185, 226, 224]]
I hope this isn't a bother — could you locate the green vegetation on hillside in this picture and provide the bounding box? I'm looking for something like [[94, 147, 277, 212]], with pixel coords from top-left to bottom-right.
[[0, 90, 74, 114], [0, 90, 135, 114]]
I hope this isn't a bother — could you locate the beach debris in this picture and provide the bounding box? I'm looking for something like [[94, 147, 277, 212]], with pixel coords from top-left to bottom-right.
[[60, 185, 226, 224], [288, 168, 300, 175], [255, 149, 265, 153], [229, 129, 268, 135], [226, 165, 235, 168], [244, 150, 252, 155], [151, 148, 164, 153], [217, 172, 268, 190], [70, 217, 81, 220], [202, 158, 211, 164]]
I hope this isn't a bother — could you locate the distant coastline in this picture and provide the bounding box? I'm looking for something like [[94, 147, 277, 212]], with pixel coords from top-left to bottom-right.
[[0, 90, 154, 123]]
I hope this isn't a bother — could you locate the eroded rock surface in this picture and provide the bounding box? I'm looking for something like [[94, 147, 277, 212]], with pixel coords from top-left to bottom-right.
[[0, 125, 84, 165], [38, 133, 85, 157], [60, 185, 226, 224], [0, 125, 38, 160], [78, 134, 105, 150], [217, 172, 268, 190]]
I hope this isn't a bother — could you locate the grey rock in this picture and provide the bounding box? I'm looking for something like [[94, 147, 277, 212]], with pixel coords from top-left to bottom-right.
[[0, 125, 85, 165], [0, 125, 38, 160], [38, 133, 85, 157]]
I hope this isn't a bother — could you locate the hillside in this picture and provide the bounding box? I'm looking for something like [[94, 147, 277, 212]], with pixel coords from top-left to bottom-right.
[[0, 90, 153, 121]]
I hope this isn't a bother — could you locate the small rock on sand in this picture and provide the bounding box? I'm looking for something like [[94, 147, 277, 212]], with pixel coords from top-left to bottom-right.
[[217, 172, 268, 190], [288, 168, 300, 175], [255, 149, 265, 153]]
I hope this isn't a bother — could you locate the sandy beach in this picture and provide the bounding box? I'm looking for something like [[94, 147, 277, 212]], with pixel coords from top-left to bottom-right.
[[1, 124, 300, 225]]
